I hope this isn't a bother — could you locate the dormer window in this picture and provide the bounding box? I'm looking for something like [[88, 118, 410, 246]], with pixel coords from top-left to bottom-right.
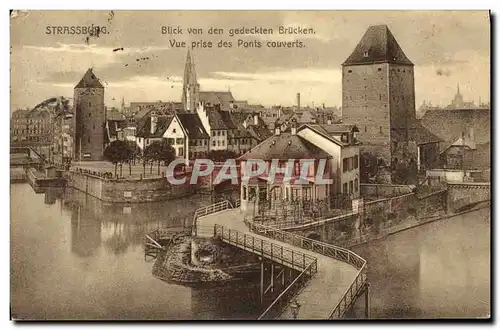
[[363, 51, 369, 57]]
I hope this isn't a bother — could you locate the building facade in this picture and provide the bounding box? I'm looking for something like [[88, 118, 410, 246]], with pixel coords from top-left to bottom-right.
[[341, 25, 426, 183], [73, 69, 106, 161]]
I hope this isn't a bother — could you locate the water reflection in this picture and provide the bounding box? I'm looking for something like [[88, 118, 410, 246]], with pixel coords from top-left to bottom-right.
[[351, 207, 490, 319], [59, 187, 218, 257], [190, 280, 262, 320], [11, 183, 257, 320]]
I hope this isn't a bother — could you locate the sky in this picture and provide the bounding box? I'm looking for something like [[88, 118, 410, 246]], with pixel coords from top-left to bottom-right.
[[10, 10, 490, 111]]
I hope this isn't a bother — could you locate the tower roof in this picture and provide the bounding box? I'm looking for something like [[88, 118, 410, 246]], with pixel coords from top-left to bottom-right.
[[183, 48, 197, 86], [75, 68, 104, 88], [343, 25, 413, 66]]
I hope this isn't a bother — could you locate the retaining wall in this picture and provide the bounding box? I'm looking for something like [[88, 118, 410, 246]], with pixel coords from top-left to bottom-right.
[[67, 171, 197, 203]]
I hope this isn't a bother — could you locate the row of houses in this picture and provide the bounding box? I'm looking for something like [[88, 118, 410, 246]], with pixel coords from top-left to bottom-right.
[[105, 101, 274, 165]]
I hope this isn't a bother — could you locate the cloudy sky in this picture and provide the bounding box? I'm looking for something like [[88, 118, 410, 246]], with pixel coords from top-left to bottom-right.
[[10, 10, 490, 111]]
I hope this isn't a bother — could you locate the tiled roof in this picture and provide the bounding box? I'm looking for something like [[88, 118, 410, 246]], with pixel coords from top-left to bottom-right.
[[75, 69, 104, 88], [248, 125, 273, 142], [205, 106, 228, 130], [131, 102, 183, 121], [409, 122, 443, 145], [176, 113, 209, 139], [321, 124, 359, 134], [421, 108, 490, 145], [136, 115, 173, 138], [107, 109, 126, 121], [239, 132, 330, 160], [199, 91, 235, 109], [298, 124, 350, 147], [218, 110, 238, 130], [343, 25, 413, 66]]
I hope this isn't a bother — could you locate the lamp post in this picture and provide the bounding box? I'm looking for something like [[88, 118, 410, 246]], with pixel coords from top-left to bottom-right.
[[290, 299, 301, 320]]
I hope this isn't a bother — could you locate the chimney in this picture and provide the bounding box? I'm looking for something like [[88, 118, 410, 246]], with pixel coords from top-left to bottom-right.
[[150, 112, 158, 135], [296, 93, 301, 109], [253, 114, 259, 126], [327, 116, 332, 125], [322, 103, 325, 109]]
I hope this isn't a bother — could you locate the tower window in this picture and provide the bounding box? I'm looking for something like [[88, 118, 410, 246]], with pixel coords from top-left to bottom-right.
[[364, 126, 367, 132], [379, 126, 382, 133], [378, 68, 382, 72], [89, 101, 91, 107], [348, 69, 352, 73], [397, 69, 400, 72], [88, 112, 91, 117], [379, 94, 382, 101]]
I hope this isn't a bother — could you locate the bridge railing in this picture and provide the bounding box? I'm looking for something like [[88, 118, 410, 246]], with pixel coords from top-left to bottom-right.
[[192, 200, 238, 235], [244, 220, 367, 319], [213, 224, 317, 320], [214, 225, 317, 272], [258, 259, 316, 320], [194, 200, 233, 220]]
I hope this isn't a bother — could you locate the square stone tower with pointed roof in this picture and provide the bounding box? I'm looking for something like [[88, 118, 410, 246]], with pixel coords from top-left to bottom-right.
[[73, 68, 106, 161], [342, 25, 417, 182]]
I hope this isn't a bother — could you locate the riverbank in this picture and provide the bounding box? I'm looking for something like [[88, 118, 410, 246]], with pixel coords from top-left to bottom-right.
[[346, 201, 491, 248], [152, 234, 260, 285], [67, 170, 197, 203]]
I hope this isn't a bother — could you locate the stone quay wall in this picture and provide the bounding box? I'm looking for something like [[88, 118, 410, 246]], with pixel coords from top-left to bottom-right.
[[67, 170, 197, 203]]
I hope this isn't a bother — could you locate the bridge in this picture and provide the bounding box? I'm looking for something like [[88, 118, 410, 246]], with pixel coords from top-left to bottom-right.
[[447, 182, 491, 213], [10, 147, 43, 167], [194, 200, 368, 320]]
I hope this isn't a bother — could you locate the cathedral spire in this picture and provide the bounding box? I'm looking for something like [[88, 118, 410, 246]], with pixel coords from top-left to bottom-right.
[[457, 83, 461, 96], [182, 48, 200, 112]]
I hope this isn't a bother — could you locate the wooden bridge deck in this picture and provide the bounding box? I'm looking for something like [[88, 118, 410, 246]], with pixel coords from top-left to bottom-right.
[[197, 208, 361, 320]]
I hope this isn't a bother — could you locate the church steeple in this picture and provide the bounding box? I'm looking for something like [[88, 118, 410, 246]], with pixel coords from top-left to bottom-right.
[[452, 82, 464, 108], [182, 48, 200, 112]]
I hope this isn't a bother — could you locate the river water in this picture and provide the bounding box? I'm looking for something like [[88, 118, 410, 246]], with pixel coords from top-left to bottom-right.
[[10, 183, 490, 320]]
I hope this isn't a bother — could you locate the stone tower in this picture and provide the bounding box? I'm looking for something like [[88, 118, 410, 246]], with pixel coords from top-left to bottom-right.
[[342, 25, 417, 177], [181, 49, 200, 112], [73, 68, 106, 161]]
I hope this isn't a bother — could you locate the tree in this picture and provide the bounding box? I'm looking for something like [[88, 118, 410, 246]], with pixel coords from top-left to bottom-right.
[[125, 141, 141, 176], [104, 140, 130, 177], [157, 140, 176, 175], [144, 141, 162, 175]]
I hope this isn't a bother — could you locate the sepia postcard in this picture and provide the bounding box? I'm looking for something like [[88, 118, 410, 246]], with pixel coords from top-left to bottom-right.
[[10, 10, 491, 321]]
